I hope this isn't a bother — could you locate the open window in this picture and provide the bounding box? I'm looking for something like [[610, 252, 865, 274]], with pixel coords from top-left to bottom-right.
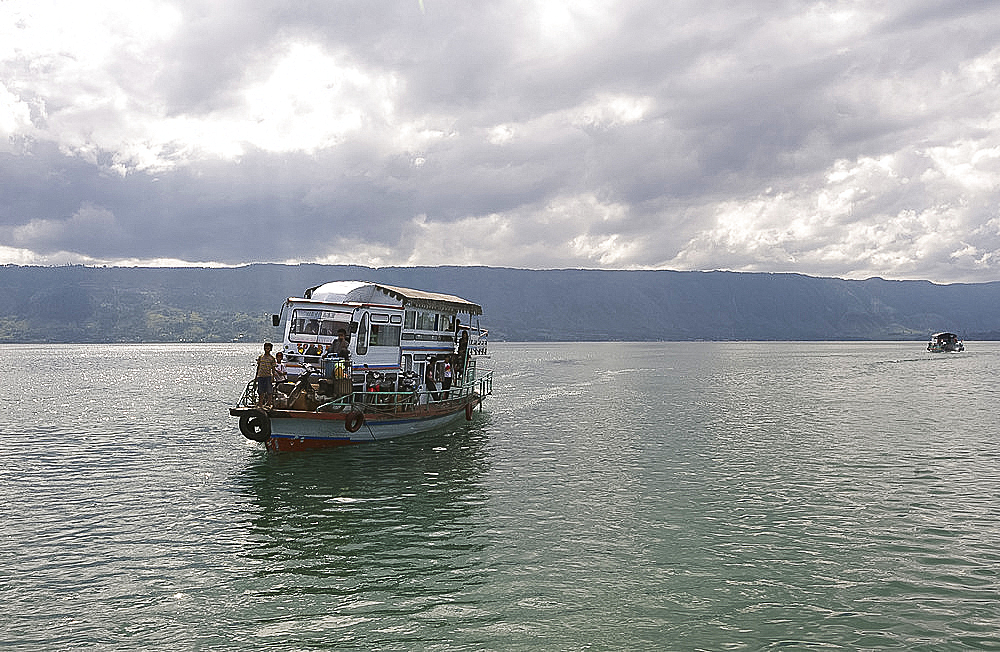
[[356, 312, 369, 356]]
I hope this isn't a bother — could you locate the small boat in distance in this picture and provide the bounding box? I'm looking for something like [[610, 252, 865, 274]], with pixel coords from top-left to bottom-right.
[[927, 332, 964, 353], [230, 281, 493, 452]]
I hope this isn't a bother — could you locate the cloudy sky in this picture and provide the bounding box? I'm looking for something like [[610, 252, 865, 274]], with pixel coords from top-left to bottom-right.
[[2, 1, 1000, 282]]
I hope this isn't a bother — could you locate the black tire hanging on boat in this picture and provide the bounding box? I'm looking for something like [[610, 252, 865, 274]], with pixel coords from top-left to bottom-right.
[[345, 411, 365, 433], [239, 410, 271, 442], [465, 402, 475, 421]]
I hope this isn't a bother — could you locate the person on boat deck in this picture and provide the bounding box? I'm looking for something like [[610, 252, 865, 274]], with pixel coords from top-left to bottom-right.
[[255, 342, 277, 407], [425, 359, 438, 401], [333, 329, 350, 358], [442, 358, 453, 398], [274, 351, 287, 384], [456, 328, 469, 378]]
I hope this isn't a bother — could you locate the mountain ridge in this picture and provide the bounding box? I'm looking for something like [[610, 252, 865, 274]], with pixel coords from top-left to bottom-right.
[[1, 264, 997, 343]]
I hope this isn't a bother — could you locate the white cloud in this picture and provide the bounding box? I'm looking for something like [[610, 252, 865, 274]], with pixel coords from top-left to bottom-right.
[[386, 193, 638, 268], [669, 140, 1000, 281], [0, 0, 182, 157], [0, 82, 32, 140], [569, 94, 652, 129], [487, 124, 515, 145], [230, 43, 399, 155], [528, 0, 619, 57], [10, 203, 119, 252]]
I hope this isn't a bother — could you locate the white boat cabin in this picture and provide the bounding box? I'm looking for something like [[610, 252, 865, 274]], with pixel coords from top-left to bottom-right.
[[273, 281, 486, 393]]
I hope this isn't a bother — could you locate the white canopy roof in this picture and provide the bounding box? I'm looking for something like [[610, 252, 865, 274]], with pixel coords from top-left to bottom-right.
[[301, 281, 482, 315]]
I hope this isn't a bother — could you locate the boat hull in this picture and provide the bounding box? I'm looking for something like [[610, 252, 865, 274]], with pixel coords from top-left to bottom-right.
[[231, 396, 481, 452]]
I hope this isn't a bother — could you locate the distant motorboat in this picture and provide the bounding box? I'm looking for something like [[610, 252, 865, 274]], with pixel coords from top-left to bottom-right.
[[927, 332, 964, 353]]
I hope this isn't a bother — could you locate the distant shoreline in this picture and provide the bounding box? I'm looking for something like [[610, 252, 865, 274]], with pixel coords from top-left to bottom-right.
[[3, 338, 995, 346], [2, 264, 998, 343]]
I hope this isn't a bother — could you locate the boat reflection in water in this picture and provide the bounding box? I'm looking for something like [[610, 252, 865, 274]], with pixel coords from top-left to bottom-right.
[[228, 425, 494, 640]]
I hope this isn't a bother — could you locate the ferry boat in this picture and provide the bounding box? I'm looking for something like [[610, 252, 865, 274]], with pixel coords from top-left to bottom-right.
[[927, 332, 964, 353], [230, 281, 493, 452]]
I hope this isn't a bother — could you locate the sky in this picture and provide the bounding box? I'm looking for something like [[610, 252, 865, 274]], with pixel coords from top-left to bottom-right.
[[2, 0, 1000, 283]]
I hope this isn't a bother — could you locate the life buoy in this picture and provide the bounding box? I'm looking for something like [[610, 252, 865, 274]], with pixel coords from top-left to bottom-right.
[[345, 411, 365, 433], [465, 402, 475, 421], [239, 410, 271, 442]]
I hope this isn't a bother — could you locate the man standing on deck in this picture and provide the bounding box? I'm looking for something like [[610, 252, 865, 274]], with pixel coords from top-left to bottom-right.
[[255, 342, 277, 407], [333, 329, 351, 358]]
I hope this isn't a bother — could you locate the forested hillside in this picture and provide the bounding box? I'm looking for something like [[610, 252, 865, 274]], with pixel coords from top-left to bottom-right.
[[1, 264, 999, 343]]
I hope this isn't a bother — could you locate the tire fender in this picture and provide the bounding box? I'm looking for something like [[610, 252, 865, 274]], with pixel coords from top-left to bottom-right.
[[239, 410, 271, 442], [345, 411, 365, 433]]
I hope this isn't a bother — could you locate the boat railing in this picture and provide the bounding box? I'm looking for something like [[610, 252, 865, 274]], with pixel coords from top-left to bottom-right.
[[468, 327, 489, 357], [345, 369, 494, 415], [239, 368, 495, 415], [238, 379, 258, 408], [478, 369, 493, 401]]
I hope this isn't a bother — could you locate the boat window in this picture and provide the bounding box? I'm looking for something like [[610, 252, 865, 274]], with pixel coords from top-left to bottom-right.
[[371, 313, 390, 323], [369, 324, 401, 347], [390, 314, 402, 325], [289, 309, 352, 343], [356, 313, 369, 356], [403, 310, 454, 332], [290, 317, 319, 335], [415, 311, 438, 331]]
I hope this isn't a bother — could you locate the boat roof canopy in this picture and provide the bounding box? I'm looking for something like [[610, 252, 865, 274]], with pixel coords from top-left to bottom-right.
[[931, 332, 959, 338], [301, 281, 483, 316]]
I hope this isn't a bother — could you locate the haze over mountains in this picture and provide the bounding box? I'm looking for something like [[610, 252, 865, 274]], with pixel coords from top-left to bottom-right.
[[1, 264, 998, 343]]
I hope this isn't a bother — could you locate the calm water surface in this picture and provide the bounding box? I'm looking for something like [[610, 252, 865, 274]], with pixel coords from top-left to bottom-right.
[[2, 342, 1000, 650]]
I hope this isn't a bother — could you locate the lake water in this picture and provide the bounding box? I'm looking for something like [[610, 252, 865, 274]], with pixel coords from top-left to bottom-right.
[[3, 341, 1000, 650]]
